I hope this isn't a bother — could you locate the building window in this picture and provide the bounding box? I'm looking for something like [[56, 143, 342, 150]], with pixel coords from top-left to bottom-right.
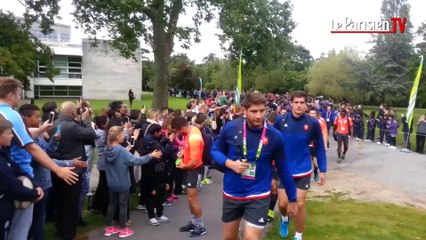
[[34, 85, 82, 98], [37, 55, 83, 79]]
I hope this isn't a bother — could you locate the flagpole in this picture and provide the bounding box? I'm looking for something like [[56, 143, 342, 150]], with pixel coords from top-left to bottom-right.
[[401, 55, 423, 153]]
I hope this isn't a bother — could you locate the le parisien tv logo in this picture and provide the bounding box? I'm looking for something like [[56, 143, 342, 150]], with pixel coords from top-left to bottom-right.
[[331, 17, 407, 34]]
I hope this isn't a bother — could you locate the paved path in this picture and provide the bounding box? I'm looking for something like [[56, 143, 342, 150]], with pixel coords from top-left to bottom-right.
[[86, 139, 426, 239], [88, 170, 225, 240]]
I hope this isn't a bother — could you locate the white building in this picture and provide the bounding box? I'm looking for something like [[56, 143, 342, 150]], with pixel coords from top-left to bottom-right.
[[28, 22, 142, 100]]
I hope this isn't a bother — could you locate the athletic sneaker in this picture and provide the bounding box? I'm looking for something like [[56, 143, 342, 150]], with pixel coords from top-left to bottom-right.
[[137, 204, 146, 210], [201, 178, 213, 185], [190, 224, 207, 237], [267, 210, 275, 223], [384, 143, 390, 146], [341, 154, 345, 160], [180, 222, 196, 232], [148, 218, 160, 226], [377, 142, 382, 144], [157, 215, 170, 223], [104, 226, 119, 236], [293, 236, 302, 240], [313, 168, 319, 182], [118, 228, 134, 238], [163, 200, 173, 206], [389, 146, 397, 149], [171, 194, 179, 199], [279, 217, 290, 238], [337, 158, 342, 164]]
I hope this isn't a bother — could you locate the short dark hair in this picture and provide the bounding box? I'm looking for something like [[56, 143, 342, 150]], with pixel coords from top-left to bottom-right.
[[94, 115, 108, 129], [171, 116, 188, 130], [173, 109, 183, 117], [0, 77, 23, 99], [242, 92, 267, 109], [109, 101, 123, 111], [41, 101, 57, 113], [290, 91, 308, 102], [186, 102, 193, 110], [148, 124, 162, 135], [0, 119, 13, 135], [19, 104, 40, 118], [195, 113, 208, 125]]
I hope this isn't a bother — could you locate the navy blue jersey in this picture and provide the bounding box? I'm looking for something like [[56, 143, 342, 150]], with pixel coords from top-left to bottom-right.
[[274, 113, 327, 177], [211, 118, 296, 202]]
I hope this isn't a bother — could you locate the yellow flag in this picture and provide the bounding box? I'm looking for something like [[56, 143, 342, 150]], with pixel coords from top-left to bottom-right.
[[407, 55, 424, 130], [237, 51, 242, 92]]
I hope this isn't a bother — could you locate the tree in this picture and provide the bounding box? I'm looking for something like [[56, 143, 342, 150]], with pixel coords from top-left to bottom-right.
[[169, 53, 198, 92], [414, 22, 426, 107], [307, 51, 354, 100], [0, 11, 57, 88], [68, 0, 215, 108], [369, 0, 415, 104], [217, 0, 296, 89]]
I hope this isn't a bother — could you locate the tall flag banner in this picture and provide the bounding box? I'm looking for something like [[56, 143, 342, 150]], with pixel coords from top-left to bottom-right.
[[407, 55, 424, 130], [235, 84, 240, 106], [236, 51, 242, 105], [237, 51, 242, 92], [199, 77, 203, 94]]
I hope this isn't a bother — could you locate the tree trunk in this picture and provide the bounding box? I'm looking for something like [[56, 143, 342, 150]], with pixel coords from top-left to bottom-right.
[[152, 20, 170, 109]]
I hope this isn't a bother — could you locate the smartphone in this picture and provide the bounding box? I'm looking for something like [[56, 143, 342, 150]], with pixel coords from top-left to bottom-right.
[[129, 136, 136, 146], [48, 111, 55, 123]]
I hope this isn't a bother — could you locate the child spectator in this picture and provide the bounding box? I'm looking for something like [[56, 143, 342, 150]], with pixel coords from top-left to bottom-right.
[[0, 119, 43, 240], [104, 126, 162, 238], [366, 111, 378, 143], [91, 115, 109, 215], [141, 124, 174, 226], [386, 116, 398, 149]]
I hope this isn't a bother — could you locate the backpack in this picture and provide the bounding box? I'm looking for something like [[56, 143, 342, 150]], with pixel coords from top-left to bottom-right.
[[200, 126, 214, 166]]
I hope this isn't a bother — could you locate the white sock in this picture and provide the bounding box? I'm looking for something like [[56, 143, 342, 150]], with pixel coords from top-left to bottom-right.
[[281, 215, 288, 222], [295, 232, 303, 238]]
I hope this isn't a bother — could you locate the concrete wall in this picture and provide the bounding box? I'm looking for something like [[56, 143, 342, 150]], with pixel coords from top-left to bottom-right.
[[82, 38, 142, 100]]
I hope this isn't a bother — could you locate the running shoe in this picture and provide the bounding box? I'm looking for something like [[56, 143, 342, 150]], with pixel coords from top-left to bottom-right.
[[201, 178, 213, 185], [341, 154, 345, 160], [267, 210, 275, 223], [279, 217, 290, 238], [180, 222, 196, 232], [190, 224, 207, 237], [337, 158, 342, 164], [104, 226, 119, 237], [148, 218, 160, 226], [118, 228, 134, 238], [157, 215, 170, 223]]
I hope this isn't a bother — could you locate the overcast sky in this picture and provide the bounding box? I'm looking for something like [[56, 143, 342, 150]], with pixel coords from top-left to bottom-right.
[[2, 0, 426, 63]]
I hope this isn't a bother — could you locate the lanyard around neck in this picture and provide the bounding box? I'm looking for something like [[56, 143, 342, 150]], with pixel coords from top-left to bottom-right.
[[242, 119, 267, 162]]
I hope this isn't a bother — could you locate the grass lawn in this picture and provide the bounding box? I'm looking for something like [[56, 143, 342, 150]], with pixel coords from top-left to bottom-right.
[[33, 92, 189, 115], [363, 106, 426, 147], [265, 194, 426, 240]]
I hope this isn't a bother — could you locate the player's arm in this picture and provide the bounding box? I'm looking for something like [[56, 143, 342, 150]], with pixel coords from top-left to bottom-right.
[[313, 120, 327, 174], [273, 135, 297, 202]]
